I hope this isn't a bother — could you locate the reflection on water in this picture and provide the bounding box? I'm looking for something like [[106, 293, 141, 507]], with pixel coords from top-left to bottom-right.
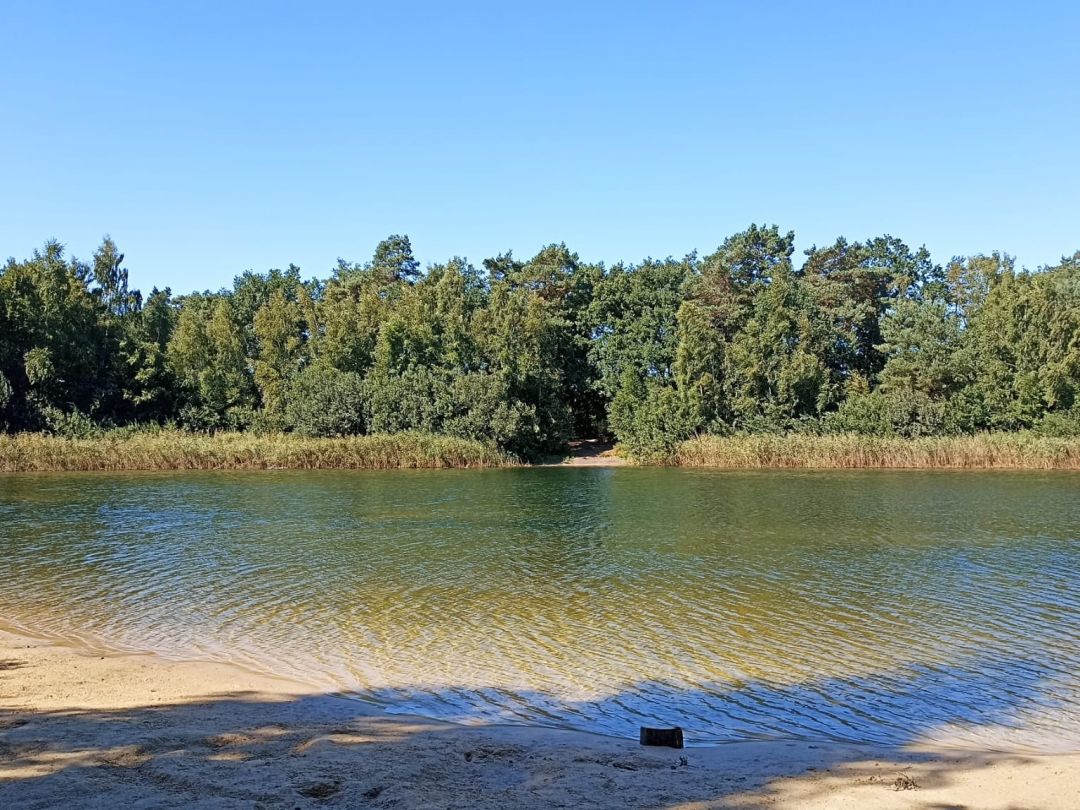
[[1, 468, 1078, 750]]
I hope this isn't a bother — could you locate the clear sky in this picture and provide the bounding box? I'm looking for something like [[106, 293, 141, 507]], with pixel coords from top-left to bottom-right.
[[3, 1, 1078, 293]]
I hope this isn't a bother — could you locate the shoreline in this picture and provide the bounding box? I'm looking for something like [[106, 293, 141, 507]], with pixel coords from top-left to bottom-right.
[[2, 627, 1078, 808], [0, 431, 513, 473], [2, 430, 1080, 472]]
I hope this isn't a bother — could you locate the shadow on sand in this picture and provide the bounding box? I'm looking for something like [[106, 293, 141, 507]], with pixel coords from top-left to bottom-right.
[[0, 653, 1068, 809]]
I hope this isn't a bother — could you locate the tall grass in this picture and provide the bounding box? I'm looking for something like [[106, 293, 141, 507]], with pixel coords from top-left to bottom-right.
[[6, 430, 1077, 472], [0, 431, 514, 472], [674, 433, 1080, 469]]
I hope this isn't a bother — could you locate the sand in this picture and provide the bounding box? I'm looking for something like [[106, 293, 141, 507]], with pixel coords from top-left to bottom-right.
[[1, 628, 1077, 809], [550, 439, 629, 467]]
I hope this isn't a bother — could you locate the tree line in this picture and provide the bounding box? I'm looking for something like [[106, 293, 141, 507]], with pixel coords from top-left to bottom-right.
[[1, 227, 1078, 459]]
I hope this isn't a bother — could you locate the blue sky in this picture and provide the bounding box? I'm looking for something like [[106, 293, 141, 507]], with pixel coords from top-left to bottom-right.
[[2, 1, 1078, 293]]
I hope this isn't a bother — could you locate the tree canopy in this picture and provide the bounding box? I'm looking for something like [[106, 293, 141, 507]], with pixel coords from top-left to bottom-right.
[[2, 229, 1078, 458]]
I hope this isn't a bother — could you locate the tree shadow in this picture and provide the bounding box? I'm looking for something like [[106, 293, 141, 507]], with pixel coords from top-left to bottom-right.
[[1, 653, 1072, 808], [366, 652, 1066, 751]]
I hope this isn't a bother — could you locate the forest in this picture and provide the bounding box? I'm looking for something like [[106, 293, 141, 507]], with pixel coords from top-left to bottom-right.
[[1, 226, 1078, 461]]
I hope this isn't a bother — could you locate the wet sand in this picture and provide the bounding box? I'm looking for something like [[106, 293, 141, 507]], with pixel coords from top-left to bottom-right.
[[1, 628, 1077, 808]]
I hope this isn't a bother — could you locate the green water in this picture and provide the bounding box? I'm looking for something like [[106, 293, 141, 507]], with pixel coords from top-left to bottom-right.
[[1, 468, 1077, 750]]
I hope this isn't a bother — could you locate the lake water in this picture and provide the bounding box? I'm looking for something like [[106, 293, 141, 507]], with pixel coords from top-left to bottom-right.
[[1, 468, 1078, 751]]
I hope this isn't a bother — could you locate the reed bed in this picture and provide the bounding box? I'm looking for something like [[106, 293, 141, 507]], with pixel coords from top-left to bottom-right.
[[6, 430, 1077, 472], [0, 431, 514, 472], [674, 433, 1080, 469]]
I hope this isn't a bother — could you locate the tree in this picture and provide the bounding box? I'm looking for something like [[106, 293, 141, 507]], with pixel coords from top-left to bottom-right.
[[961, 256, 1080, 430], [167, 295, 253, 429], [877, 297, 966, 400], [370, 234, 420, 283], [92, 236, 140, 318], [828, 295, 968, 437], [89, 236, 145, 423], [944, 252, 1012, 323], [253, 289, 308, 422], [802, 237, 890, 383], [670, 225, 796, 434], [318, 260, 392, 375], [1, 228, 1079, 455], [589, 257, 689, 401], [230, 265, 310, 362], [0, 371, 11, 430], [490, 243, 604, 436], [609, 367, 695, 461], [471, 277, 572, 456], [725, 265, 835, 429], [0, 241, 105, 427], [121, 287, 177, 422]]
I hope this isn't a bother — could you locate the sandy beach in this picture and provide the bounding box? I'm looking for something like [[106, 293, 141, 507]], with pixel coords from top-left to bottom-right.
[[0, 628, 1076, 809]]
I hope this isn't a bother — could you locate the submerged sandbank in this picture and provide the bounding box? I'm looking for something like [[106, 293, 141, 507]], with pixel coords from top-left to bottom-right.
[[1, 628, 1077, 809]]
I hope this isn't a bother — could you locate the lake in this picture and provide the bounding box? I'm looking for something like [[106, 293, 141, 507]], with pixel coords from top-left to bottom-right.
[[1, 468, 1077, 751]]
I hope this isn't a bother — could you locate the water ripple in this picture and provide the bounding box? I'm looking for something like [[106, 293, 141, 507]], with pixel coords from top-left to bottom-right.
[[0, 468, 1077, 752]]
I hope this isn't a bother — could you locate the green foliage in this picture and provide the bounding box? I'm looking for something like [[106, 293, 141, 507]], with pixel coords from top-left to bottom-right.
[[876, 298, 967, 399], [802, 237, 897, 379], [253, 289, 308, 423], [826, 390, 956, 437], [0, 241, 105, 427], [959, 258, 1080, 430], [363, 366, 448, 436], [284, 364, 365, 438], [488, 244, 604, 436], [91, 236, 140, 318], [371, 234, 421, 283], [0, 371, 13, 430], [121, 287, 177, 422], [669, 225, 799, 436], [39, 405, 103, 439], [167, 295, 254, 429], [609, 369, 696, 462], [440, 372, 540, 454], [317, 260, 392, 375], [229, 265, 309, 358], [471, 275, 574, 454], [726, 263, 837, 429], [2, 231, 1079, 461], [590, 258, 688, 400], [1033, 406, 1080, 437], [364, 368, 542, 457]]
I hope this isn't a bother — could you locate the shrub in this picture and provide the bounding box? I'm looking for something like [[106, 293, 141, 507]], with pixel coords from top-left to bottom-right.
[[441, 372, 542, 458], [364, 366, 446, 436], [39, 406, 103, 439], [825, 390, 954, 437], [364, 368, 547, 458], [609, 375, 695, 462], [177, 403, 255, 433], [1033, 407, 1080, 438], [284, 365, 365, 437]]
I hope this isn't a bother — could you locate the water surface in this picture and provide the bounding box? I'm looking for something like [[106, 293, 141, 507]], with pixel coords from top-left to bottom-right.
[[1, 468, 1077, 750]]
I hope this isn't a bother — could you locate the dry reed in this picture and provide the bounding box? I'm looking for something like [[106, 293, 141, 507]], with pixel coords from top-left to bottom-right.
[[0, 431, 513, 472], [674, 433, 1080, 469]]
